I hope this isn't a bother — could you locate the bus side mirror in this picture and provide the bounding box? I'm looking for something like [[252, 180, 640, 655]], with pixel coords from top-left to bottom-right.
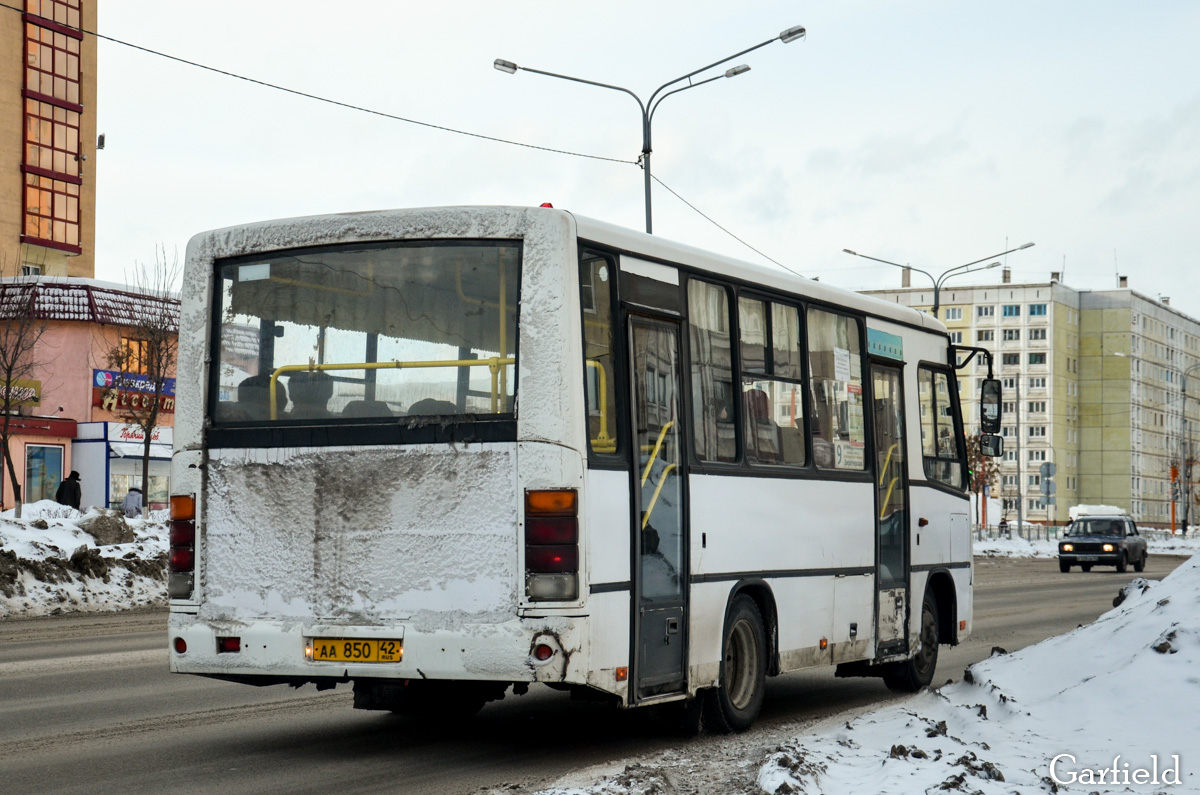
[[980, 434, 1003, 458], [980, 379, 1002, 434]]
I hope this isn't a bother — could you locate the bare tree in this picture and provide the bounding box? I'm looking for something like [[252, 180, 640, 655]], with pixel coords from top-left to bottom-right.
[[0, 281, 49, 518], [103, 250, 181, 517], [966, 432, 1002, 527]]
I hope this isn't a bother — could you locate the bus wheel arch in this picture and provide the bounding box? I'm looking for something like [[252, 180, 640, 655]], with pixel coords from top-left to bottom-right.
[[724, 579, 780, 675], [924, 569, 959, 646]]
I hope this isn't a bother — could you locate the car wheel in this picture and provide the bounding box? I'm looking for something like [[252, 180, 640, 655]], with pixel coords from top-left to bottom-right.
[[1059, 560, 1071, 573], [1081, 564, 1093, 572], [883, 590, 940, 693], [704, 594, 767, 734], [1116, 552, 1127, 574], [1134, 552, 1146, 573]]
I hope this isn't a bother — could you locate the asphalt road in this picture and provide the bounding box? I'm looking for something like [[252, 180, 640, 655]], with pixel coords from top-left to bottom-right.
[[0, 555, 1187, 795]]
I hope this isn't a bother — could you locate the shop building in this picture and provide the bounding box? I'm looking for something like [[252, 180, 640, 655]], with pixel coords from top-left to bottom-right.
[[0, 277, 178, 511]]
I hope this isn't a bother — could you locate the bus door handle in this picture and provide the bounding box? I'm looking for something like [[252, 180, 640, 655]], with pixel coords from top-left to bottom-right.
[[665, 617, 679, 643]]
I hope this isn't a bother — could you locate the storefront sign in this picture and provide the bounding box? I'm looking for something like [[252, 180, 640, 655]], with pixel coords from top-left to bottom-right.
[[92, 370, 176, 396], [0, 378, 41, 406], [93, 388, 176, 414], [91, 370, 177, 414], [109, 424, 170, 444]]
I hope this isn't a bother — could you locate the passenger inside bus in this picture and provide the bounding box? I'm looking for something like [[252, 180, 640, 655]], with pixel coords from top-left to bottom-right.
[[288, 370, 334, 419], [232, 374, 288, 421]]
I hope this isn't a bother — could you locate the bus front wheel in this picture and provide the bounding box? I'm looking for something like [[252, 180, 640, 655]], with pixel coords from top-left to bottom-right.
[[704, 594, 767, 733], [883, 590, 940, 693]]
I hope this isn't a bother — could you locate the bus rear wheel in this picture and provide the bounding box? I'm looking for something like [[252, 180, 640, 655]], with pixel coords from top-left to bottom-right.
[[883, 590, 939, 693], [704, 594, 766, 734]]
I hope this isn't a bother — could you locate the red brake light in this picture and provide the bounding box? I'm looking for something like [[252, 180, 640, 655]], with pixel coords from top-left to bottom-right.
[[526, 516, 578, 545], [169, 520, 195, 546], [169, 547, 194, 572], [526, 545, 578, 573], [217, 636, 241, 653]]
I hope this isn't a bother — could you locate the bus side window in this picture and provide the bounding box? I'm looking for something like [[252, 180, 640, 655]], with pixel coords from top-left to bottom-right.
[[918, 366, 964, 488], [807, 309, 865, 470], [688, 280, 736, 463], [739, 298, 805, 467], [580, 251, 619, 456]]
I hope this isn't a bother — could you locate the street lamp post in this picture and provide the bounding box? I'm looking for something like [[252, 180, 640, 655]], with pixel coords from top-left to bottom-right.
[[495, 25, 806, 234], [1181, 363, 1200, 533], [841, 243, 1036, 319]]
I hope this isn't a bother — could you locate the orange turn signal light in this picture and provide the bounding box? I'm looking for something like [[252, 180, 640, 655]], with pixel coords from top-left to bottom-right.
[[526, 489, 577, 516], [615, 667, 628, 682], [170, 495, 195, 520]]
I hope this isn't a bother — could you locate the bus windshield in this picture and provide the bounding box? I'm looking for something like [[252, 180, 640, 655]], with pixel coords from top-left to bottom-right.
[[212, 240, 519, 423]]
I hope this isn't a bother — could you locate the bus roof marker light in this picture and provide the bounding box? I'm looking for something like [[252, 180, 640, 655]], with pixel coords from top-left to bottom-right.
[[780, 25, 806, 43]]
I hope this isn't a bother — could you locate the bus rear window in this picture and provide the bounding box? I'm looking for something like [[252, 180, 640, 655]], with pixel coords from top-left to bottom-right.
[[212, 241, 519, 424]]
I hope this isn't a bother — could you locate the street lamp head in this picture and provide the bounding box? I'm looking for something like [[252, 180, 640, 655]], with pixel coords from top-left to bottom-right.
[[493, 59, 518, 74], [725, 64, 751, 78], [780, 25, 807, 43], [983, 261, 1002, 270], [1018, 242, 1035, 250], [842, 248, 857, 256]]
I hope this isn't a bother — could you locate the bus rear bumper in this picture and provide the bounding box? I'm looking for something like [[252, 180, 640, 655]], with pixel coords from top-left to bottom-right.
[[167, 613, 585, 685]]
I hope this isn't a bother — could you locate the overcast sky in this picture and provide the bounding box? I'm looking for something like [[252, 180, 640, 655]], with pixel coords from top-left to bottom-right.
[[93, 2, 1200, 316]]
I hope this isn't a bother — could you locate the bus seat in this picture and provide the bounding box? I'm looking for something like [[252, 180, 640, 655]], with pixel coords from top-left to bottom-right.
[[408, 398, 460, 415], [342, 400, 392, 418]]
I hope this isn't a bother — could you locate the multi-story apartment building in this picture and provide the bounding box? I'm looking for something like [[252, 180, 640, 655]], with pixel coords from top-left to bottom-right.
[[1, 0, 98, 278], [865, 272, 1200, 529]]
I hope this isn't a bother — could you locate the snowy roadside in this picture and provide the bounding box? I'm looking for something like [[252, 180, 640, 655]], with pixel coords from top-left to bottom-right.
[[0, 500, 167, 618], [974, 532, 1200, 559], [523, 556, 1200, 795]]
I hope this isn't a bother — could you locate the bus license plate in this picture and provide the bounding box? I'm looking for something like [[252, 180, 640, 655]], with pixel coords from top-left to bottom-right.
[[310, 638, 403, 663]]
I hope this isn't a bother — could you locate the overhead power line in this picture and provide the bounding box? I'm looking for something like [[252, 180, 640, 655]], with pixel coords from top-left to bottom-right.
[[6, 3, 801, 276], [4, 3, 632, 166]]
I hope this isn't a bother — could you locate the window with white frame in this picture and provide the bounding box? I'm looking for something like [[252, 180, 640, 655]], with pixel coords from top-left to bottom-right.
[[944, 307, 963, 320]]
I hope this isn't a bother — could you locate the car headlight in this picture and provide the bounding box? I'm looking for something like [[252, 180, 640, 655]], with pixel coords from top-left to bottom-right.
[[1102, 543, 1115, 552], [1061, 543, 1074, 552]]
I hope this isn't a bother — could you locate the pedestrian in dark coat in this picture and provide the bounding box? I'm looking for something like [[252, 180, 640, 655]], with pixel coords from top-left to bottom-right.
[[55, 470, 82, 510]]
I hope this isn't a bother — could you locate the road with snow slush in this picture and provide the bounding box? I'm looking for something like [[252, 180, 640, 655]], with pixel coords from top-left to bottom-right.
[[0, 555, 1187, 795]]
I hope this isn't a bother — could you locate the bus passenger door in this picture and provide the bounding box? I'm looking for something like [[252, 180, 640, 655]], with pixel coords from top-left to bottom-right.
[[871, 364, 909, 656], [629, 317, 688, 700]]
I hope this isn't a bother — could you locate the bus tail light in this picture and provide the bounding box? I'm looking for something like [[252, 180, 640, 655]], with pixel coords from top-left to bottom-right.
[[168, 494, 196, 599], [525, 489, 578, 601]]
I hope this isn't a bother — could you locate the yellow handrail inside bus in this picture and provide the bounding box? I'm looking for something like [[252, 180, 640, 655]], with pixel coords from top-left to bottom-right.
[[642, 463, 677, 530], [267, 358, 515, 420], [585, 360, 615, 453], [640, 421, 675, 487], [879, 443, 898, 487], [880, 476, 901, 521]]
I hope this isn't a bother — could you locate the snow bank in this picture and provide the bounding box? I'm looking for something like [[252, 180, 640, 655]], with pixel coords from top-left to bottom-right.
[[756, 556, 1200, 794], [0, 502, 166, 618], [975, 533, 1200, 559]]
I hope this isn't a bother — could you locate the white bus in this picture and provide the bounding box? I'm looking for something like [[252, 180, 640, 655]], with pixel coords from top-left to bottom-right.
[[168, 206, 997, 731]]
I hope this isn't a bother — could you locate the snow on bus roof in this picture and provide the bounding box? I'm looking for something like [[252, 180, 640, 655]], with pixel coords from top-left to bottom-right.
[[569, 210, 940, 334], [186, 205, 941, 336]]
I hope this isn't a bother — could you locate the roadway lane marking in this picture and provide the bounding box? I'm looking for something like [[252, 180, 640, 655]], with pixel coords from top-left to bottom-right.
[[0, 648, 166, 678]]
